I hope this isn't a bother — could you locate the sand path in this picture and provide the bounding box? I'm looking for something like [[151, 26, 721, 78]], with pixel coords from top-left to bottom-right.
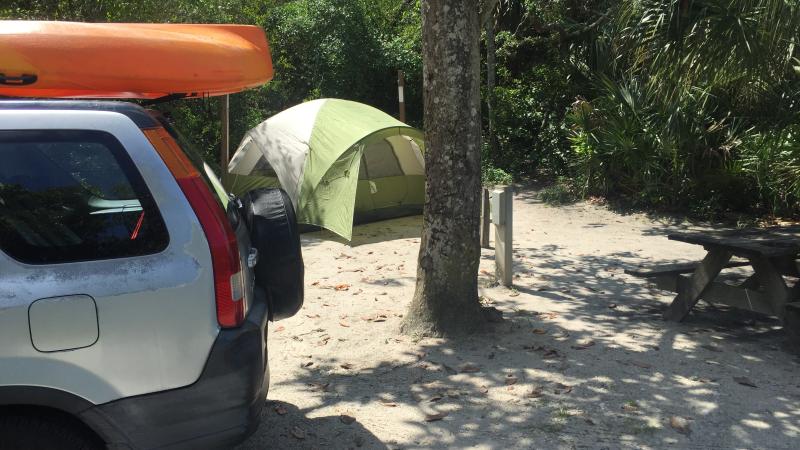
[[239, 186, 800, 450]]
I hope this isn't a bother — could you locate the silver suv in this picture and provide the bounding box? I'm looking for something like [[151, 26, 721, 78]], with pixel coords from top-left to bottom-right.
[[0, 100, 303, 449]]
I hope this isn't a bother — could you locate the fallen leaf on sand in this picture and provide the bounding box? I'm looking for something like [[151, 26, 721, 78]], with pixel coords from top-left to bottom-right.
[[340, 414, 356, 425], [525, 386, 544, 398], [701, 344, 723, 353], [572, 340, 596, 350], [733, 376, 757, 388], [301, 361, 313, 368], [311, 281, 320, 286], [305, 314, 320, 319], [380, 400, 398, 407], [424, 412, 447, 422], [532, 328, 547, 335], [274, 325, 285, 333], [339, 321, 350, 328], [274, 405, 288, 415], [505, 374, 519, 386], [361, 314, 388, 323], [669, 416, 691, 435], [553, 383, 573, 394], [542, 348, 560, 358], [458, 363, 481, 373], [631, 360, 653, 369], [334, 284, 350, 291], [291, 426, 306, 439]]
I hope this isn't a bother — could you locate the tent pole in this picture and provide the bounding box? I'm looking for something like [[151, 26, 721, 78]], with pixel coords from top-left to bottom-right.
[[397, 70, 406, 123], [219, 94, 230, 174]]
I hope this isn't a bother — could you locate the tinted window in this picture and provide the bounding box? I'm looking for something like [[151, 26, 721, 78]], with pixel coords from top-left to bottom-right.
[[0, 130, 169, 264], [155, 116, 230, 208]]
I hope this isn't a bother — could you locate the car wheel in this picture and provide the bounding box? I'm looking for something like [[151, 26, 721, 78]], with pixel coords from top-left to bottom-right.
[[240, 188, 304, 321], [0, 413, 103, 450]]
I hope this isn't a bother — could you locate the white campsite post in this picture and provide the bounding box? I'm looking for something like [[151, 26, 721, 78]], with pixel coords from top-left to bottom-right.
[[219, 94, 230, 173], [397, 70, 406, 123], [490, 185, 513, 286]]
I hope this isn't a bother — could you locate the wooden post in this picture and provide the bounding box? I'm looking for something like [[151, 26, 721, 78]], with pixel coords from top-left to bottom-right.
[[219, 94, 230, 174], [480, 187, 491, 248], [490, 185, 513, 286], [397, 69, 406, 123]]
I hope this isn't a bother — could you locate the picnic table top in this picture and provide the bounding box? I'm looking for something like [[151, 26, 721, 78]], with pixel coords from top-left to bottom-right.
[[668, 226, 800, 258]]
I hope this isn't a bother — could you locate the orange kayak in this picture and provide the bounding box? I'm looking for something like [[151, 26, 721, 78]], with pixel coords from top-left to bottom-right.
[[0, 21, 273, 99]]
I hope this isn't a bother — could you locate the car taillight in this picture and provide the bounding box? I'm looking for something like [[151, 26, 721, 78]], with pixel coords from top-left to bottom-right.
[[143, 127, 246, 328]]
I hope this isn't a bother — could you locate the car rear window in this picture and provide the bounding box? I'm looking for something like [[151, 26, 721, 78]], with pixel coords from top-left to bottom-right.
[[155, 116, 230, 209], [0, 130, 169, 264]]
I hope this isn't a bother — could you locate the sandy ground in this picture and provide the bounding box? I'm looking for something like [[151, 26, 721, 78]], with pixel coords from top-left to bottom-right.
[[237, 186, 800, 450]]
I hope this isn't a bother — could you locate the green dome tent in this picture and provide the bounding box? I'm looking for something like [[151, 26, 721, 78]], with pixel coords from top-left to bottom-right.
[[225, 99, 425, 240]]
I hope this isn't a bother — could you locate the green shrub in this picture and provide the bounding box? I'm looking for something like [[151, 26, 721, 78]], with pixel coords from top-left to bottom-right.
[[482, 165, 513, 187], [538, 178, 580, 206]]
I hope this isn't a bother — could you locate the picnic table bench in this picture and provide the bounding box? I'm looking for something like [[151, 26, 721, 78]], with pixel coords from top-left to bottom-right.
[[626, 226, 800, 336]]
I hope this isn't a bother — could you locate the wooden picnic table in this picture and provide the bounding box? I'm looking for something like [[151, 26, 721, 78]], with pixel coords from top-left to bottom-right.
[[626, 226, 800, 336]]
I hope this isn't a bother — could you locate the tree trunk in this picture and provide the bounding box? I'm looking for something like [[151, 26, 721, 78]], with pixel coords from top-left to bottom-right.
[[401, 0, 485, 337], [486, 5, 497, 155]]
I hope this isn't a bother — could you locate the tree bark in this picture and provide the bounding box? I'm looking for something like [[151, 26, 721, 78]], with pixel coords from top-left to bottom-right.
[[485, 5, 497, 155], [401, 0, 485, 337]]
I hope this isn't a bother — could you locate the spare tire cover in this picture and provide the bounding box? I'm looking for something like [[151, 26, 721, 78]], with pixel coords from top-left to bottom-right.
[[240, 188, 304, 321]]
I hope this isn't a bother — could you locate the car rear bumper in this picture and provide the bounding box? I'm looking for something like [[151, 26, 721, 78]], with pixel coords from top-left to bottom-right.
[[81, 293, 270, 450]]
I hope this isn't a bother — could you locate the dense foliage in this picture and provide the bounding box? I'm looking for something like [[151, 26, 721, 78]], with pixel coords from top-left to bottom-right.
[[566, 0, 800, 217], [3, 0, 800, 217]]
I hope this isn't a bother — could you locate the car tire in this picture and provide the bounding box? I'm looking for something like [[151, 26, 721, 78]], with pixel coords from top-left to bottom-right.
[[240, 188, 304, 321], [0, 413, 103, 450]]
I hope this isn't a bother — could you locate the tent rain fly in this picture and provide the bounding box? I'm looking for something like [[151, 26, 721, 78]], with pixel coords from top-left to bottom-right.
[[226, 99, 425, 240]]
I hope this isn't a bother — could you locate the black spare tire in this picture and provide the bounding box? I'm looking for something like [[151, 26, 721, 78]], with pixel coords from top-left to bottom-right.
[[240, 188, 304, 321]]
